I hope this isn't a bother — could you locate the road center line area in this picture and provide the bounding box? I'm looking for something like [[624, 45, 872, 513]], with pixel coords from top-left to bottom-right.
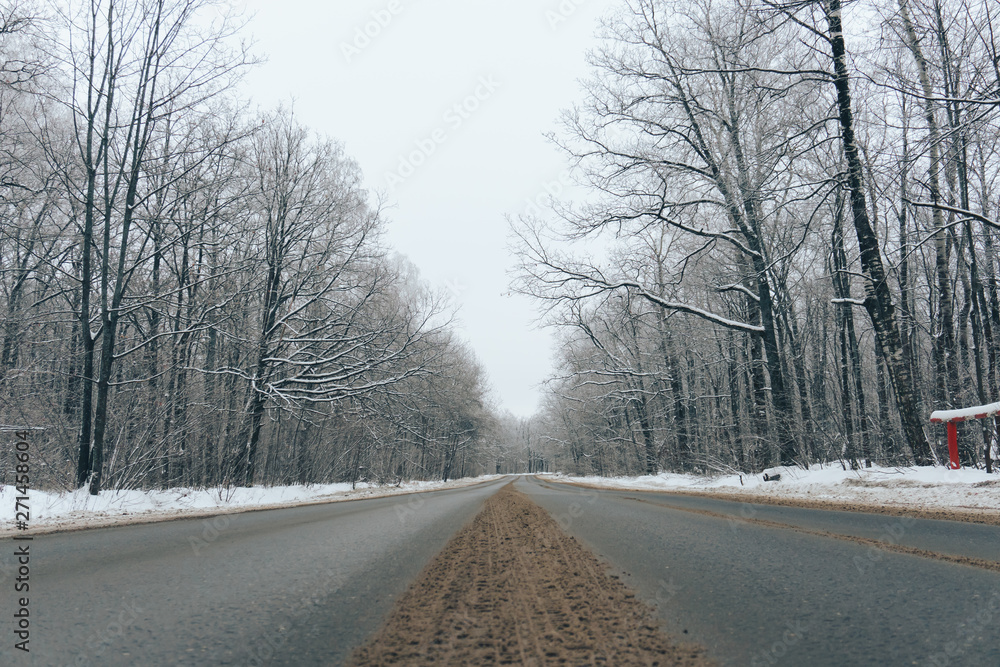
[[349, 482, 710, 665], [3, 474, 999, 666]]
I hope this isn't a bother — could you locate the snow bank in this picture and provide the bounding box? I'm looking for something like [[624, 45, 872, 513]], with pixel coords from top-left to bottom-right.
[[557, 464, 1000, 513], [0, 475, 504, 535]]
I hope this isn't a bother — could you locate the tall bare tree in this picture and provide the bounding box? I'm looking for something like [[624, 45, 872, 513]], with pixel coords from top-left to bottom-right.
[[48, 0, 250, 492]]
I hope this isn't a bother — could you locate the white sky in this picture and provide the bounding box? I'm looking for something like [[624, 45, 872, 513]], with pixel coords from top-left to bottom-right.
[[239, 0, 618, 417]]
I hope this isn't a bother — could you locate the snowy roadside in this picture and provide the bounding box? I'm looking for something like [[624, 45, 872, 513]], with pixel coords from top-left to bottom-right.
[[549, 465, 1000, 519], [0, 475, 505, 536]]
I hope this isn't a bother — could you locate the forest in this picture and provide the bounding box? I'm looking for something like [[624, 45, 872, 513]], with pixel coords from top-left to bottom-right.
[[0, 0, 515, 494], [4, 0, 1000, 495], [517, 0, 1000, 477]]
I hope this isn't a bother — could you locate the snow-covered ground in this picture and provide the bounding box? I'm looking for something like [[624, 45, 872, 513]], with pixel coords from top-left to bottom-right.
[[0, 475, 504, 536], [553, 464, 1000, 515], [5, 466, 998, 535]]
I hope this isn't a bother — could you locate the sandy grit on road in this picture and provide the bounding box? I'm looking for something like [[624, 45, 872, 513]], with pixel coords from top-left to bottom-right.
[[350, 483, 711, 666]]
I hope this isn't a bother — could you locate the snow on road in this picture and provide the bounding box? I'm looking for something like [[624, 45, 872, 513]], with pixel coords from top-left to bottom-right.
[[553, 464, 1000, 515], [0, 475, 504, 535]]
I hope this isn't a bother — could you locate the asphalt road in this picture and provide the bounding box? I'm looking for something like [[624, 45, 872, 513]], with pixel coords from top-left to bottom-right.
[[518, 476, 1000, 666], [4, 475, 998, 666], [594, 486, 1000, 562], [0, 477, 509, 666]]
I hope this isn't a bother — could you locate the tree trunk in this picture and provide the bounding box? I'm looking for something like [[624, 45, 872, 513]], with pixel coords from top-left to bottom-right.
[[633, 393, 658, 475], [899, 0, 957, 410], [825, 0, 933, 464], [786, 309, 814, 467], [836, 290, 857, 468]]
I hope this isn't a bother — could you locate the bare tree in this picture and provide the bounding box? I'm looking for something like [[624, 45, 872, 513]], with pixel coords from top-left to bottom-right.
[[42, 0, 251, 492], [221, 112, 446, 486], [516, 0, 838, 468]]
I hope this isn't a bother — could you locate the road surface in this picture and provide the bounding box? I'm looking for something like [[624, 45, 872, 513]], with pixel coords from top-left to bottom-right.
[[518, 476, 1000, 666], [1, 477, 509, 666], [3, 475, 998, 666]]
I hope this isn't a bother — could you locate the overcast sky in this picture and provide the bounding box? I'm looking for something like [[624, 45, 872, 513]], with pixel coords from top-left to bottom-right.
[[238, 0, 618, 417]]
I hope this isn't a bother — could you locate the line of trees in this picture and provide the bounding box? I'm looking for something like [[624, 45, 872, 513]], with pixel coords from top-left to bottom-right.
[[516, 0, 1000, 476], [0, 0, 500, 493]]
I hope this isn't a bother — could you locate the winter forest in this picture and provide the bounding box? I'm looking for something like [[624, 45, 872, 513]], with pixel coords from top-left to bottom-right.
[[2, 0, 1000, 496], [516, 0, 1000, 477], [0, 0, 506, 494]]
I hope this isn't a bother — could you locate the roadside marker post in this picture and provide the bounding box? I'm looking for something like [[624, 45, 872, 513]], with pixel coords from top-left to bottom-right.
[[928, 401, 1000, 470]]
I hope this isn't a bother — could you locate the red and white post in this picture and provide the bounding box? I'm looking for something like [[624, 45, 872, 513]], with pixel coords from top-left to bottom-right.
[[928, 401, 1000, 470]]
